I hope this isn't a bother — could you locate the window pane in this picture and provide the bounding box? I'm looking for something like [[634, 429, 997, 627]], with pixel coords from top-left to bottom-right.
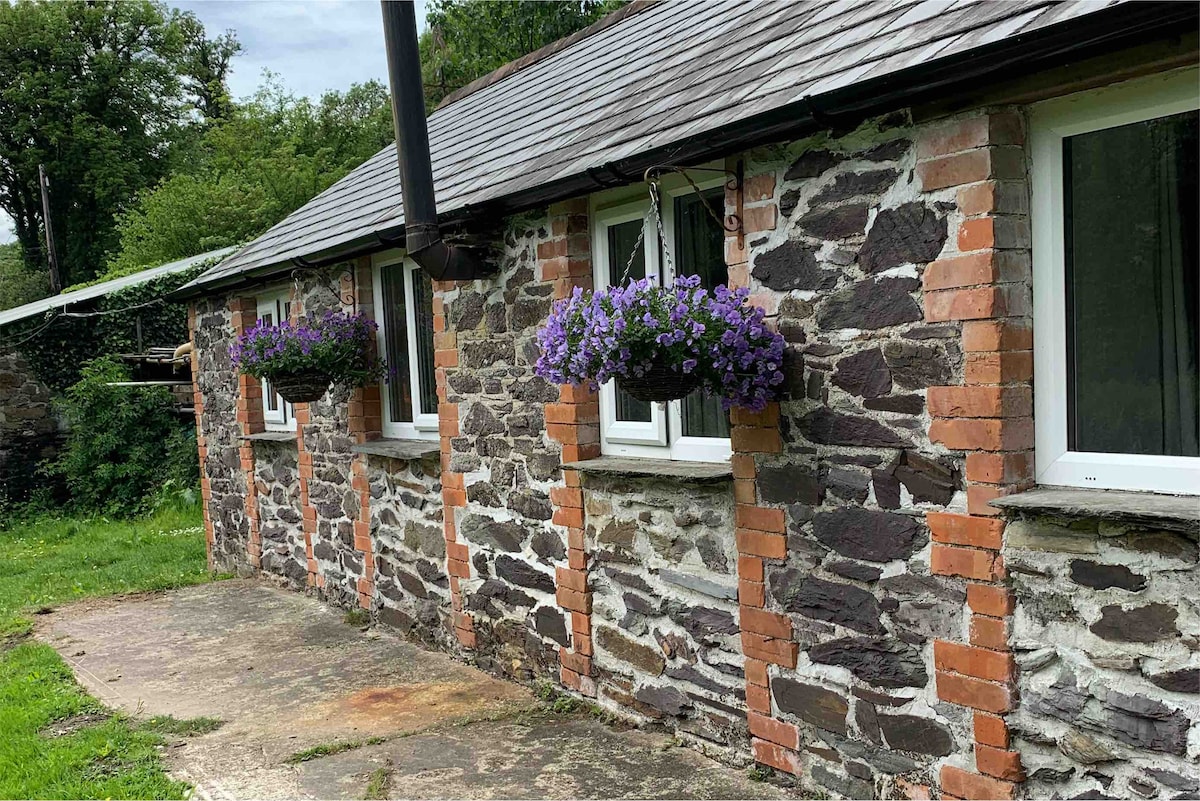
[[1065, 110, 1199, 457], [608, 218, 651, 423], [381, 266, 413, 423], [608, 219, 646, 282], [675, 188, 730, 439], [260, 310, 279, 412], [277, 300, 291, 421], [411, 268, 438, 418]]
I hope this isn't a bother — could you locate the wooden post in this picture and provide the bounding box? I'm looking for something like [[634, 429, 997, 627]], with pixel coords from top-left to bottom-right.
[[37, 164, 61, 294]]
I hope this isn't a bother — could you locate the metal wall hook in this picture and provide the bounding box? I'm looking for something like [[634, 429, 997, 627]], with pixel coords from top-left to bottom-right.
[[641, 162, 744, 248]]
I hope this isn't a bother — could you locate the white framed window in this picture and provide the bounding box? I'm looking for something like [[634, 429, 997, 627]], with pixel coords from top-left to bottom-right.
[[371, 251, 439, 441], [1031, 68, 1199, 495], [592, 176, 732, 463], [256, 288, 295, 431]]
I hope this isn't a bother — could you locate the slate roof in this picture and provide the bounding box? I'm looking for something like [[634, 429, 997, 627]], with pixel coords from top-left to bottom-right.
[[0, 247, 236, 329], [183, 0, 1135, 294]]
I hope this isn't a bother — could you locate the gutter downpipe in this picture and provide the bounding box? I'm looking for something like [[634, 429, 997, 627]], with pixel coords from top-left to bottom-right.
[[380, 0, 486, 280]]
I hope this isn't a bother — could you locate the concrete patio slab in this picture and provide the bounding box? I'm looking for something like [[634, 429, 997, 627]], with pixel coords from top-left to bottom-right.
[[37, 580, 787, 800]]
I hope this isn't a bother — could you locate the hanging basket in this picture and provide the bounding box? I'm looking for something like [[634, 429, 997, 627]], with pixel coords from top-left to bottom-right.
[[272, 371, 332, 403], [616, 356, 700, 402]]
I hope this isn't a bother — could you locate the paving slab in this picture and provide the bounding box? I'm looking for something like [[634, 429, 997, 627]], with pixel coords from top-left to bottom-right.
[[37, 580, 787, 800]]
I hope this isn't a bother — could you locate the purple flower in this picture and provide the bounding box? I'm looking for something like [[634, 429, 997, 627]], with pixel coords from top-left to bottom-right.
[[231, 310, 384, 388], [535, 275, 786, 411]]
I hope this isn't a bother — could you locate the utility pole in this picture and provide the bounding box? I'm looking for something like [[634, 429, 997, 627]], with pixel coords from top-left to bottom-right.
[[37, 164, 62, 294]]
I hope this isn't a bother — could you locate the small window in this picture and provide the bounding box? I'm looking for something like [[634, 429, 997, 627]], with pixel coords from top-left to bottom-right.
[[593, 182, 732, 463], [372, 254, 438, 440], [1031, 69, 1199, 495], [257, 289, 294, 431]]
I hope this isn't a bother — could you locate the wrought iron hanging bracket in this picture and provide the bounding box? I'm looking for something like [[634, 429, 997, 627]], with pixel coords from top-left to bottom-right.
[[289, 262, 356, 308], [641, 161, 744, 249]]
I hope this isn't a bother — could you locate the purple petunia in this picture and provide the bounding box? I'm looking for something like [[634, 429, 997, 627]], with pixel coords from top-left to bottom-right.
[[231, 310, 384, 388], [535, 275, 786, 412]]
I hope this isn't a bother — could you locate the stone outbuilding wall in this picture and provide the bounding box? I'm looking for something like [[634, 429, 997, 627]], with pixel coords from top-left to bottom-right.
[[0, 349, 60, 507], [188, 105, 1199, 800]]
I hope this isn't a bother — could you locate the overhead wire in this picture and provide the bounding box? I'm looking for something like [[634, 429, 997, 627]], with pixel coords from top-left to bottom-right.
[[0, 311, 61, 351]]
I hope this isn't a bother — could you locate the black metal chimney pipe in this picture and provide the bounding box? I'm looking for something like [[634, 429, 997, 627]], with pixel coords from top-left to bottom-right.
[[380, 0, 485, 280]]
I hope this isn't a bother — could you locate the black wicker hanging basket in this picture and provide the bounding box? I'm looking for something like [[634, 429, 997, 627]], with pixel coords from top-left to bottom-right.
[[272, 371, 333, 403], [616, 357, 700, 402]]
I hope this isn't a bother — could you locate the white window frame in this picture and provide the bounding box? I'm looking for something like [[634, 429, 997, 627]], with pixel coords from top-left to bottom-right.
[[256, 288, 294, 431], [1030, 68, 1200, 495], [591, 174, 732, 463], [371, 251, 439, 441]]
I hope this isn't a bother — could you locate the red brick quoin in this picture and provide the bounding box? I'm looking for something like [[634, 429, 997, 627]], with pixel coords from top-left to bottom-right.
[[917, 109, 1030, 800], [541, 197, 600, 696], [230, 296, 265, 571], [722, 165, 810, 776], [432, 279, 476, 648]]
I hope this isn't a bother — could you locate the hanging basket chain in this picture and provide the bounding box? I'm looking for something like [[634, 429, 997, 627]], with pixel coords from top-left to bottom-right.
[[650, 180, 676, 279], [617, 201, 647, 286], [672, 167, 731, 235], [616, 178, 677, 286]]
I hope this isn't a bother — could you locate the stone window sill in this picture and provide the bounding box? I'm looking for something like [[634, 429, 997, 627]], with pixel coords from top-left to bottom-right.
[[241, 431, 298, 444], [991, 487, 1199, 535], [351, 438, 440, 461], [561, 455, 732, 483]]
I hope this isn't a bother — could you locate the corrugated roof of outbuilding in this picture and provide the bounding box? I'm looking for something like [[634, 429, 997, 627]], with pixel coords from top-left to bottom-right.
[[0, 246, 237, 329], [182, 0, 1145, 295]]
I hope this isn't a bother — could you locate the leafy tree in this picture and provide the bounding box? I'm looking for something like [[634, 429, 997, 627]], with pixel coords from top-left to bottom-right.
[[103, 79, 395, 280], [0, 1, 236, 288], [0, 242, 48, 311], [102, 174, 271, 280], [178, 15, 242, 123], [420, 0, 628, 111]]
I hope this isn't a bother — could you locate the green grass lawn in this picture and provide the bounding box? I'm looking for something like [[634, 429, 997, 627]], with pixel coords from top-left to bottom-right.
[[0, 503, 214, 799]]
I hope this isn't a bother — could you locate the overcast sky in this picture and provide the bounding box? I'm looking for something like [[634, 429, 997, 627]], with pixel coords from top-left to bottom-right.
[[176, 0, 428, 101], [0, 0, 427, 244]]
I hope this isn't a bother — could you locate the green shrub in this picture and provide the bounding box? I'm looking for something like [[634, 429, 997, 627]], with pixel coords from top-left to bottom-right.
[[48, 356, 198, 516]]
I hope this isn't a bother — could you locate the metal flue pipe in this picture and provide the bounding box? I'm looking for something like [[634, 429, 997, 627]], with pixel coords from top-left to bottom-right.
[[380, 0, 485, 280]]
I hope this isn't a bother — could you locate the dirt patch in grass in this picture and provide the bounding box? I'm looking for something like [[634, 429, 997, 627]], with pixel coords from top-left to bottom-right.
[[40, 712, 110, 738]]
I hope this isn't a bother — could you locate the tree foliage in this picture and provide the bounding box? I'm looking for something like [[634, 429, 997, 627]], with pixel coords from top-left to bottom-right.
[[0, 0, 237, 288], [0, 242, 47, 311], [419, 0, 627, 111], [102, 79, 395, 281]]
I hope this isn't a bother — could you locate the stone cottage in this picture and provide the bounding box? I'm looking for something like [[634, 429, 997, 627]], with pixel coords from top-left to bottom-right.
[[172, 2, 1200, 799]]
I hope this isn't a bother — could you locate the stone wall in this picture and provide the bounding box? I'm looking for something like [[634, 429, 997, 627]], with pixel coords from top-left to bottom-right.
[[254, 441, 305, 587], [192, 296, 252, 572], [1004, 511, 1199, 800], [365, 453, 448, 647], [0, 349, 59, 507], [724, 115, 978, 798], [437, 219, 570, 683], [584, 472, 744, 754]]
